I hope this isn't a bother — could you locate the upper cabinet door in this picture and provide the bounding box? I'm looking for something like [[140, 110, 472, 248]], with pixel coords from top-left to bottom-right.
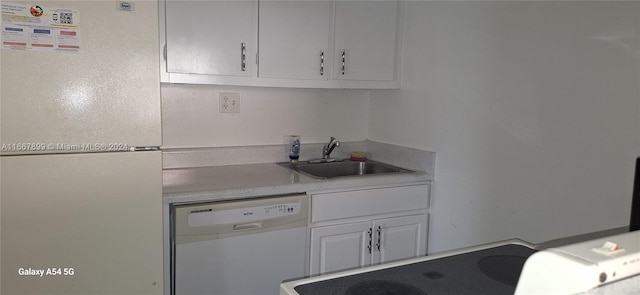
[[333, 1, 398, 81], [258, 0, 332, 80], [165, 0, 257, 77]]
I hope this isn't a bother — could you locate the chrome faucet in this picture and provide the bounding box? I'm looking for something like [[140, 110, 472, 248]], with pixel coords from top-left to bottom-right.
[[322, 137, 341, 159]]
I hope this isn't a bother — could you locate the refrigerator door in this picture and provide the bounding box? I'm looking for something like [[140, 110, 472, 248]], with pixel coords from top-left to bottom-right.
[[1, 151, 163, 294], [0, 1, 161, 154]]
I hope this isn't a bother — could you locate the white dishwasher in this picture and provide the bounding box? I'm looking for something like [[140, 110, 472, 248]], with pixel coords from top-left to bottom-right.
[[172, 194, 309, 295]]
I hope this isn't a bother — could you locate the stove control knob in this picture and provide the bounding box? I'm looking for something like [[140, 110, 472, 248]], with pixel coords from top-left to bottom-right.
[[599, 272, 607, 283]]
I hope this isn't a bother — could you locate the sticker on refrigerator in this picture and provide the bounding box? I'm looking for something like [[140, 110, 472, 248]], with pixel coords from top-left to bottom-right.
[[1, 2, 80, 52]]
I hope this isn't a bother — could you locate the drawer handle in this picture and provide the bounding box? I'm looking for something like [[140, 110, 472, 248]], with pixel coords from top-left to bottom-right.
[[233, 222, 262, 231]]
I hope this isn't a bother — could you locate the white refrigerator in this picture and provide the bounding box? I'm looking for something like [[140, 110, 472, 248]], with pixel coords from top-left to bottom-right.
[[1, 1, 163, 294]]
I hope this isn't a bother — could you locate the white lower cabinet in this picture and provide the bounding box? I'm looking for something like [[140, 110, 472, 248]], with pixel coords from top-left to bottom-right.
[[310, 214, 428, 275], [375, 215, 428, 264], [310, 221, 372, 275], [308, 184, 430, 276]]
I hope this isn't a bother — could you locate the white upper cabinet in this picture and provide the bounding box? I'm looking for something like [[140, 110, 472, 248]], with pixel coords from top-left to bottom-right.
[[333, 1, 398, 81], [258, 0, 332, 80], [163, 0, 257, 77], [160, 0, 401, 88]]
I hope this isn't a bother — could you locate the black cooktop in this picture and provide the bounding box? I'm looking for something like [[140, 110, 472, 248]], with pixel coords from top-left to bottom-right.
[[294, 244, 537, 295]]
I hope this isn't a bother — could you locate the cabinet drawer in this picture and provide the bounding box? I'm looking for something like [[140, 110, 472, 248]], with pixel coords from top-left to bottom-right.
[[311, 185, 429, 223]]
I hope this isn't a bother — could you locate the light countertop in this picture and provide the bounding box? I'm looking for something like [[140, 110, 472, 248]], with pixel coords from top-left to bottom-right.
[[163, 162, 431, 204]]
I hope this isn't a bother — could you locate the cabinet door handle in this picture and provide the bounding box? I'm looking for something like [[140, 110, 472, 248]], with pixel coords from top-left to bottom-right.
[[376, 226, 382, 252], [367, 227, 373, 254], [341, 50, 346, 75], [241, 43, 247, 72], [320, 50, 324, 76]]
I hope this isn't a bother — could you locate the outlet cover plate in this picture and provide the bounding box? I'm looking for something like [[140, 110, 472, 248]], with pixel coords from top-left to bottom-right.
[[219, 92, 240, 113]]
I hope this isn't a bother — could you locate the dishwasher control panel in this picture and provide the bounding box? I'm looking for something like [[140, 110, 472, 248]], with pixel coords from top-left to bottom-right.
[[188, 201, 301, 227], [265, 202, 300, 215], [174, 194, 309, 243]]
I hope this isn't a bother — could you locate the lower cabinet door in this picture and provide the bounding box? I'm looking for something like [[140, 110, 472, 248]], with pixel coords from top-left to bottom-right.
[[309, 221, 372, 276], [373, 214, 428, 265]]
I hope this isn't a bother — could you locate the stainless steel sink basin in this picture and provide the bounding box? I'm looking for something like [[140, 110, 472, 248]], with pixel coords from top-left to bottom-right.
[[280, 160, 413, 179]]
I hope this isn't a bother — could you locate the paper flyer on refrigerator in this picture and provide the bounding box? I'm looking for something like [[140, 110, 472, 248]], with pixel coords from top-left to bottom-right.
[[1, 2, 80, 52]]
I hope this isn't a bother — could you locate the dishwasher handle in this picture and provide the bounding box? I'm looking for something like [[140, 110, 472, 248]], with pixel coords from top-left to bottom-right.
[[233, 222, 262, 231]]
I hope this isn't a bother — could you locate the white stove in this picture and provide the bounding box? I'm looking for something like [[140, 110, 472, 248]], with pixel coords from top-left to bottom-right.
[[516, 230, 640, 295], [281, 231, 640, 295]]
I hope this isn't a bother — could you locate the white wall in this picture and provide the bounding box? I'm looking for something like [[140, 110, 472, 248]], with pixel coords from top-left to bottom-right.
[[370, 1, 640, 253], [161, 84, 370, 148]]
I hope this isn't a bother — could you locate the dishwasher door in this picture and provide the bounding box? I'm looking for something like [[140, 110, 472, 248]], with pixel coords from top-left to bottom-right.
[[172, 194, 309, 295]]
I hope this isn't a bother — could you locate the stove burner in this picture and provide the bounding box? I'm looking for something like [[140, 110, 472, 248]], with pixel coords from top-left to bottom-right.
[[345, 280, 427, 295], [477, 255, 528, 287]]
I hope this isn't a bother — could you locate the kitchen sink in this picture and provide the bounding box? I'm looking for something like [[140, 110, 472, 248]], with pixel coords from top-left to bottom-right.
[[280, 159, 413, 179]]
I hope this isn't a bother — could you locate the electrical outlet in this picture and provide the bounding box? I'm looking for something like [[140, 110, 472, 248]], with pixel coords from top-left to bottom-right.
[[219, 92, 240, 113]]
